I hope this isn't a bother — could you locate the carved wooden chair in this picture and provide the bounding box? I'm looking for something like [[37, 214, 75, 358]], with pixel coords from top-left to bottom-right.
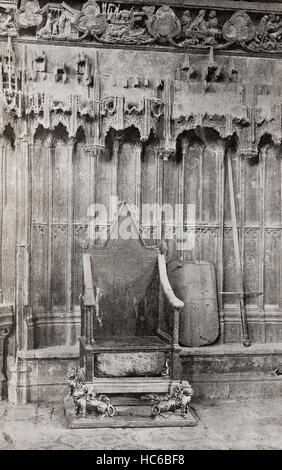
[[79, 203, 184, 395]]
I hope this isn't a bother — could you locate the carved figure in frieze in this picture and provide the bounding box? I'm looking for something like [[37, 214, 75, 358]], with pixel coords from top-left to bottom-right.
[[248, 15, 273, 51], [37, 11, 52, 38], [206, 10, 221, 43], [269, 15, 282, 41], [180, 9, 221, 47], [180, 10, 192, 38], [101, 3, 150, 44], [51, 14, 59, 36], [190, 9, 207, 34], [104, 6, 135, 40], [265, 13, 277, 36], [254, 15, 268, 42], [16, 0, 43, 30], [267, 20, 282, 50], [248, 13, 282, 51], [36, 3, 79, 40], [0, 8, 17, 37], [57, 12, 72, 38]]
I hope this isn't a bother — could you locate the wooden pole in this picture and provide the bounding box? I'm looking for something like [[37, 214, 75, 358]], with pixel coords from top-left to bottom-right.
[[227, 152, 251, 347]]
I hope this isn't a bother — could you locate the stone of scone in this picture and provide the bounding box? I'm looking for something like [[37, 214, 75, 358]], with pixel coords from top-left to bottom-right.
[[95, 352, 166, 377]]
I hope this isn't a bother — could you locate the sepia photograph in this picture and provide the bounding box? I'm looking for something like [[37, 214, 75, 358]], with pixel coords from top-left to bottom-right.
[[0, 0, 282, 453]]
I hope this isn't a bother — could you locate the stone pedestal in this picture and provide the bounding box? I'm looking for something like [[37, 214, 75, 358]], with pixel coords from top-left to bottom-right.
[[64, 395, 198, 429]]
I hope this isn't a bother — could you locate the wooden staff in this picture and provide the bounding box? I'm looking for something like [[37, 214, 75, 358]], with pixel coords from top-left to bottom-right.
[[227, 152, 251, 347]]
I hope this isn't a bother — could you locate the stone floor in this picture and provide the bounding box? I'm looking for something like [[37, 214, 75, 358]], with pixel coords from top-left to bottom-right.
[[1, 398, 282, 450]]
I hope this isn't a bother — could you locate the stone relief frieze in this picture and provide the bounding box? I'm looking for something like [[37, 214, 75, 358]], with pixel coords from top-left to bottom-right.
[[247, 13, 282, 52], [36, 2, 79, 40], [0, 0, 278, 54], [16, 0, 42, 30]]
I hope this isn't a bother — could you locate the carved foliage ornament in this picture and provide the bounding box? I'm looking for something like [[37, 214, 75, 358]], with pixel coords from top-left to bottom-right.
[[146, 5, 181, 45], [222, 11, 255, 43], [75, 0, 107, 38]]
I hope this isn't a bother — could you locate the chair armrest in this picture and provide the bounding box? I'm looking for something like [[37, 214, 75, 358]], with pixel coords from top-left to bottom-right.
[[83, 254, 95, 306], [158, 253, 184, 309]]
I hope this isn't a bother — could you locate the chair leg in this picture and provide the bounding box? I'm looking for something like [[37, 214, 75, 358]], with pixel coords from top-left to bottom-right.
[[171, 349, 182, 382]]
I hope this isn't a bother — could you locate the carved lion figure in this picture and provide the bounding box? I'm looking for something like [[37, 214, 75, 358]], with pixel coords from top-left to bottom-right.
[[151, 380, 193, 417]]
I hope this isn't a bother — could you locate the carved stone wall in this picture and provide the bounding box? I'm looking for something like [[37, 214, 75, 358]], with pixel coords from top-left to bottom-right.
[[1, 0, 282, 352]]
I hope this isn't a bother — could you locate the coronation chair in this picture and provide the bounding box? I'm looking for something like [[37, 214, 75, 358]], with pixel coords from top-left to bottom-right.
[[79, 202, 184, 396]]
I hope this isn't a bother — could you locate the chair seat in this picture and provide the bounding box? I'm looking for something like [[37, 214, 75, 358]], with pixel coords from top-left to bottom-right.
[[81, 335, 171, 352]]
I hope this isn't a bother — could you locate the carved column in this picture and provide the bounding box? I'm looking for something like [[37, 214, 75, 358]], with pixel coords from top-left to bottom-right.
[[66, 137, 75, 345], [15, 132, 31, 351], [85, 144, 101, 246], [217, 145, 226, 344], [46, 134, 54, 320]]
